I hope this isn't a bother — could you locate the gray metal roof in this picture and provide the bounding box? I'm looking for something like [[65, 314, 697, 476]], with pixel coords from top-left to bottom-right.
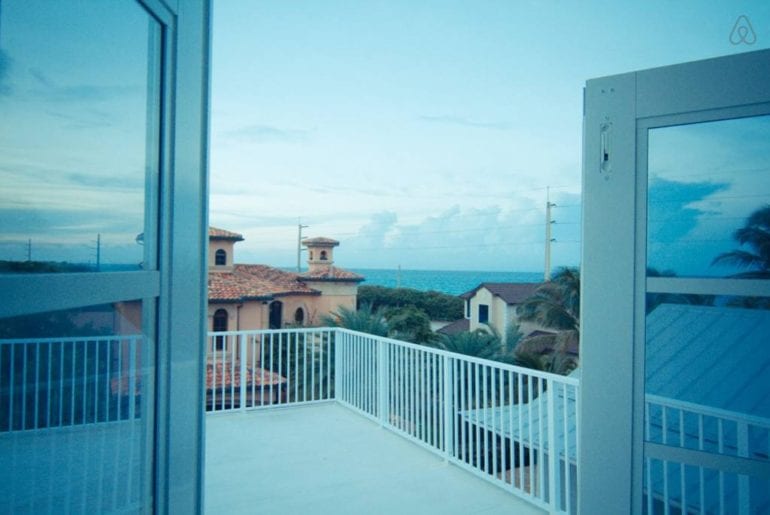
[[646, 303, 770, 419], [459, 303, 770, 512]]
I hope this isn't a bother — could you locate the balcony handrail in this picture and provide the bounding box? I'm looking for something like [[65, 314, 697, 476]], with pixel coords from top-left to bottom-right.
[[334, 327, 581, 385], [646, 393, 770, 429]]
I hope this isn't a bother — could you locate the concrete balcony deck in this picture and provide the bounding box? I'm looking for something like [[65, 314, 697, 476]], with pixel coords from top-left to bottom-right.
[[205, 403, 545, 515]]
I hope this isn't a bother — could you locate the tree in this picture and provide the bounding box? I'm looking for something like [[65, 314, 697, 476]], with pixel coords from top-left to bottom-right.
[[384, 306, 436, 345], [357, 285, 464, 321], [712, 204, 770, 279], [517, 267, 580, 332], [515, 267, 580, 374], [433, 323, 523, 365], [321, 303, 389, 337]]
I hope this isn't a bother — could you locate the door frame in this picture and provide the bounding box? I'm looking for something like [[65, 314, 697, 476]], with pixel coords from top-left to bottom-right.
[[580, 49, 770, 514]]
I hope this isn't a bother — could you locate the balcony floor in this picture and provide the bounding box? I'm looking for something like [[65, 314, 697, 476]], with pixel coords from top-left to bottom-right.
[[205, 402, 545, 515]]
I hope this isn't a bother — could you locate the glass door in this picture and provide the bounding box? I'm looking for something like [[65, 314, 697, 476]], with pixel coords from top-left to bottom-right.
[[0, 1, 164, 512], [580, 49, 770, 514], [641, 111, 770, 514]]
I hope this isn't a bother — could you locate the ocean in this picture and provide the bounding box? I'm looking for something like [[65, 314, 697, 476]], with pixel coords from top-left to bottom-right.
[[350, 268, 543, 296]]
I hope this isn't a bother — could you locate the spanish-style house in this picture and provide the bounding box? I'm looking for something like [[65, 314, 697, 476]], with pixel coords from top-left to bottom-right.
[[207, 227, 364, 333]]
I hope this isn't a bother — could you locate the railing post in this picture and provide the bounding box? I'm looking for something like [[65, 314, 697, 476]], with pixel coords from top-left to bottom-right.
[[737, 420, 749, 515], [378, 338, 389, 426], [442, 354, 454, 461], [334, 329, 342, 402], [546, 378, 559, 512], [239, 333, 247, 412]]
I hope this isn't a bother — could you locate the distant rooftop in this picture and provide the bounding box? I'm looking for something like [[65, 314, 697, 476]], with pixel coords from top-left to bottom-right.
[[209, 227, 245, 241], [302, 237, 339, 247], [209, 264, 319, 302], [460, 282, 541, 304], [299, 266, 364, 283]]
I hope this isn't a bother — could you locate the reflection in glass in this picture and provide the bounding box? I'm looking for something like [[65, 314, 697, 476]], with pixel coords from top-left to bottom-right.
[[647, 115, 770, 278], [643, 297, 770, 513], [0, 2, 160, 272], [0, 301, 152, 512]]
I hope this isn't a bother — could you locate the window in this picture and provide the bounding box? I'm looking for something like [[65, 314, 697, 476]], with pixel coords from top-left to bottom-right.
[[478, 304, 489, 324], [213, 309, 228, 350], [465, 300, 471, 318], [0, 1, 210, 512], [215, 249, 227, 266], [320, 250, 328, 261], [269, 301, 283, 329], [294, 307, 305, 325]]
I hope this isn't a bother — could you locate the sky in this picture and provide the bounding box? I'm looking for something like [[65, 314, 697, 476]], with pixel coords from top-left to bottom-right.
[[209, 0, 770, 272], [0, 1, 769, 274]]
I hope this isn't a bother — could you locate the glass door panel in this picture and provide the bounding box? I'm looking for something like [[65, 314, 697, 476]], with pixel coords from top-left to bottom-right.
[[643, 115, 770, 514], [0, 1, 162, 512]]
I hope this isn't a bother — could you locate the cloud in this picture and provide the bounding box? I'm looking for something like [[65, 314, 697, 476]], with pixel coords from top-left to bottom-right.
[[221, 124, 311, 143], [342, 204, 569, 271], [647, 177, 729, 243], [27, 67, 138, 103], [419, 115, 511, 131]]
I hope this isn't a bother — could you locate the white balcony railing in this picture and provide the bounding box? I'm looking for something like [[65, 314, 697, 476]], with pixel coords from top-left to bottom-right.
[[5, 329, 768, 514], [0, 335, 143, 432], [206, 328, 580, 514]]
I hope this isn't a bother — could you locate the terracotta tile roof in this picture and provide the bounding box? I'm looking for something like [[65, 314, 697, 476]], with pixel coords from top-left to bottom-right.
[[302, 237, 339, 246], [206, 361, 286, 389], [209, 226, 244, 241], [298, 265, 364, 282], [460, 282, 541, 304], [209, 264, 320, 302]]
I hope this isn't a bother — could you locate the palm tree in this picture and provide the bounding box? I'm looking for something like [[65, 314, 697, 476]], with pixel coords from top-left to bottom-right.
[[712, 204, 770, 278], [517, 267, 580, 332], [515, 267, 580, 374], [321, 302, 390, 336]]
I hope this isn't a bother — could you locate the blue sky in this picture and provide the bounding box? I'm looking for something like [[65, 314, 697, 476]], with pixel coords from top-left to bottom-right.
[[1, 1, 769, 273], [210, 0, 770, 272]]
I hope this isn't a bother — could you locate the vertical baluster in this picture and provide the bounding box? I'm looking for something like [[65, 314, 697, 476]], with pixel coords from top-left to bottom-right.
[[662, 407, 669, 515], [239, 334, 247, 410], [522, 374, 539, 496], [93, 339, 99, 423], [33, 342, 40, 429], [472, 362, 481, 469], [698, 413, 705, 515], [105, 339, 111, 423], [546, 377, 558, 511], [22, 341, 28, 429], [128, 337, 136, 421], [717, 418, 724, 515], [482, 364, 488, 474]]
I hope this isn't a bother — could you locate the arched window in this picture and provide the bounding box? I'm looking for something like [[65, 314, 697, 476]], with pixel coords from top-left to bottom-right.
[[320, 250, 328, 261], [215, 248, 227, 266], [213, 309, 228, 350], [294, 307, 305, 326]]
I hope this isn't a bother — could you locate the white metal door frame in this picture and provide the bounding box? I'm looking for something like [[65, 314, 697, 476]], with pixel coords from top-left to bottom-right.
[[581, 49, 770, 514]]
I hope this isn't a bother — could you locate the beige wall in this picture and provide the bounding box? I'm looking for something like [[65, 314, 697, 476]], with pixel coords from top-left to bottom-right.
[[208, 239, 236, 270], [468, 287, 543, 342]]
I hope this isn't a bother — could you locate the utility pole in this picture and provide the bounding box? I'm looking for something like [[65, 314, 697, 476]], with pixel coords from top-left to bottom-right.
[[297, 221, 309, 272], [544, 188, 556, 281], [27, 239, 32, 262], [96, 233, 101, 271]]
